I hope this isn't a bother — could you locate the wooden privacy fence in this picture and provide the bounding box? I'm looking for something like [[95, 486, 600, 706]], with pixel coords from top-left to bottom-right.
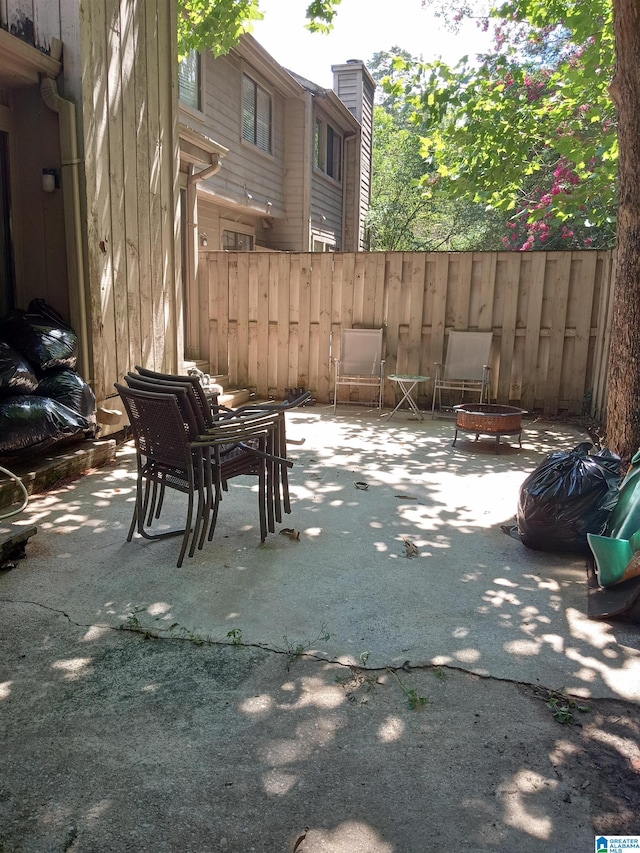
[[194, 250, 615, 417]]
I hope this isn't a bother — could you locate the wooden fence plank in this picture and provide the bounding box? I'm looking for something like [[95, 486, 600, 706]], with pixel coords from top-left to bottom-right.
[[521, 252, 546, 410], [450, 252, 473, 329], [121, 2, 141, 371], [105, 0, 129, 383], [383, 253, 403, 386], [144, 0, 164, 371], [567, 252, 598, 413], [287, 253, 300, 395], [407, 253, 425, 376], [317, 253, 333, 401], [276, 253, 290, 396], [431, 253, 449, 366], [81, 0, 107, 399], [373, 253, 386, 328], [496, 253, 521, 402], [247, 253, 259, 389], [297, 253, 312, 392], [267, 254, 279, 392], [544, 253, 572, 414], [352, 253, 366, 324], [132, 0, 154, 370], [236, 252, 253, 388], [477, 252, 497, 334]]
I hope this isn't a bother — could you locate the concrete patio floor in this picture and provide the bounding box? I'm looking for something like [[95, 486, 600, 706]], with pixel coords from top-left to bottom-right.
[[1, 407, 639, 851]]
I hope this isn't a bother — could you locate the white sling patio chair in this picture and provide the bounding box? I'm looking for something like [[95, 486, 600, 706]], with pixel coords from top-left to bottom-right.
[[333, 327, 385, 412], [431, 331, 493, 414]]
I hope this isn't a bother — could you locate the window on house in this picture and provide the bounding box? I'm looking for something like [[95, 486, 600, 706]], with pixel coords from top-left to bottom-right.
[[242, 74, 272, 153], [179, 50, 201, 110], [222, 230, 255, 251], [314, 118, 342, 181], [312, 237, 336, 252]]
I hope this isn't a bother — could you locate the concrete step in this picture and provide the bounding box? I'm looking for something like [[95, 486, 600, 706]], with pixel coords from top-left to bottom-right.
[[0, 438, 116, 512], [218, 388, 252, 407]]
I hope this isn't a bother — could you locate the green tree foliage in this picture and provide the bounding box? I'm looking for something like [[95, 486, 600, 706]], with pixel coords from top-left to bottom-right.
[[367, 49, 504, 251], [400, 0, 616, 251], [367, 106, 504, 250]]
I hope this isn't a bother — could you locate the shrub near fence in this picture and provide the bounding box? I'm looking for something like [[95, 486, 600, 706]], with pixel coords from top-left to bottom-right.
[[196, 250, 614, 417]]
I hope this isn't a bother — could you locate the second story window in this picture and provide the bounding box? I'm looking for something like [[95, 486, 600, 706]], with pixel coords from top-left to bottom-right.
[[242, 74, 272, 153], [314, 118, 342, 181], [179, 50, 201, 110]]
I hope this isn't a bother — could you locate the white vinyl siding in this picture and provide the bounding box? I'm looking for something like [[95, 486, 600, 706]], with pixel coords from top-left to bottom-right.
[[242, 74, 272, 153]]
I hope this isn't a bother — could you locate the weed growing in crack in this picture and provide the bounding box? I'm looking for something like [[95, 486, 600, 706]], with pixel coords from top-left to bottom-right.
[[226, 628, 244, 646], [121, 607, 154, 638], [547, 693, 591, 724], [335, 665, 383, 704], [168, 623, 206, 645], [390, 669, 431, 710], [282, 627, 331, 670]]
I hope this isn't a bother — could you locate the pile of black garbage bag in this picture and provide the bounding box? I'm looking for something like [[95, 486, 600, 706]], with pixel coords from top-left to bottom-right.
[[517, 441, 622, 554], [0, 299, 97, 458]]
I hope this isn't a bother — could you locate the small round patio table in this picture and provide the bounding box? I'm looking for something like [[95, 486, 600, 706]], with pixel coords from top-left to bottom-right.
[[386, 374, 430, 421]]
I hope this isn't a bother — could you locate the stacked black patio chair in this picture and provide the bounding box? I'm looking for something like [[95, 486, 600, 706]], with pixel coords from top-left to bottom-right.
[[115, 370, 308, 567]]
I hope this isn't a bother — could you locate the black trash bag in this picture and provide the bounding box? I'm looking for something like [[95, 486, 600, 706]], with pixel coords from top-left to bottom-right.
[[0, 303, 77, 372], [35, 368, 97, 423], [27, 298, 72, 330], [517, 441, 622, 553], [0, 340, 38, 395], [0, 395, 90, 457]]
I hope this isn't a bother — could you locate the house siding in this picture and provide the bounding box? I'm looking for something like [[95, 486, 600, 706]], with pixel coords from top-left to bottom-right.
[[310, 171, 343, 249], [187, 49, 287, 228], [270, 95, 308, 250]]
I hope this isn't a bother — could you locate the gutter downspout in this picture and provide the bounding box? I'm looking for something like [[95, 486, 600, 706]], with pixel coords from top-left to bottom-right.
[[40, 72, 91, 386], [187, 153, 222, 188]]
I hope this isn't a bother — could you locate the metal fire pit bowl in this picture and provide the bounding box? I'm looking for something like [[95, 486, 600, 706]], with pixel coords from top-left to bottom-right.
[[452, 403, 526, 454]]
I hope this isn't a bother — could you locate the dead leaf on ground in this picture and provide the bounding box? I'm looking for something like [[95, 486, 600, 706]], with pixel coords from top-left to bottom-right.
[[293, 827, 309, 852], [354, 481, 369, 490], [280, 528, 301, 541], [403, 539, 419, 558]]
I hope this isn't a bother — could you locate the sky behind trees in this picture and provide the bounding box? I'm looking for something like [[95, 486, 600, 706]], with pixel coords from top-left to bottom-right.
[[251, 0, 491, 86]]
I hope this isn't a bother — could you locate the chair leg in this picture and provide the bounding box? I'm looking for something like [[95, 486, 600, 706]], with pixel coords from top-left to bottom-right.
[[176, 482, 195, 569], [207, 451, 223, 542], [258, 442, 267, 542], [188, 451, 206, 559], [127, 457, 144, 542]]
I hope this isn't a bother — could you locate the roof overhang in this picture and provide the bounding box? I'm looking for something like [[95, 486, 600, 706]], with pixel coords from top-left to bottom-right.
[[314, 89, 361, 132], [0, 29, 61, 89], [179, 122, 229, 168]]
